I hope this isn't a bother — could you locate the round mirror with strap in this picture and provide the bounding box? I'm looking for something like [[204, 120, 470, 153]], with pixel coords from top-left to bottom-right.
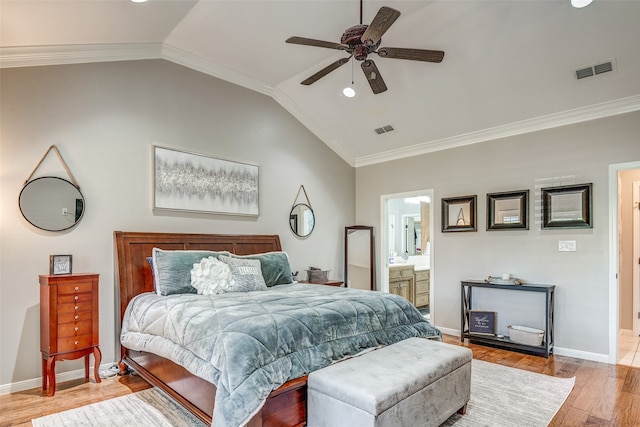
[[289, 185, 315, 237], [19, 145, 85, 232]]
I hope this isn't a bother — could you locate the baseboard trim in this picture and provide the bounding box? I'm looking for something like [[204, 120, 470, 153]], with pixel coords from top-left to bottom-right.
[[437, 326, 461, 337], [0, 362, 115, 396], [435, 327, 611, 364], [553, 347, 610, 364]]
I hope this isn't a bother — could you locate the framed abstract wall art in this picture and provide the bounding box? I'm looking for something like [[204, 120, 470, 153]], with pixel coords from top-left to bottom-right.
[[153, 146, 259, 216]]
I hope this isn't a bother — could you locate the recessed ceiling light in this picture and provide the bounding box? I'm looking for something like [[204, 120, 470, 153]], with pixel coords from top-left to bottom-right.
[[571, 0, 593, 8], [342, 87, 356, 98], [131, 0, 148, 3]]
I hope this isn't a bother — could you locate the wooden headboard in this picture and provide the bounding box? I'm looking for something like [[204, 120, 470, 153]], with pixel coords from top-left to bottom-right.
[[114, 231, 282, 323]]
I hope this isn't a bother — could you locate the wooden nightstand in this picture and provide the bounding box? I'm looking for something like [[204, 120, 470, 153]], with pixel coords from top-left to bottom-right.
[[302, 280, 344, 287], [40, 273, 101, 396]]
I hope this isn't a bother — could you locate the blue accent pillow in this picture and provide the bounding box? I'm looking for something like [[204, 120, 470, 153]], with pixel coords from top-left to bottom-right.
[[146, 256, 156, 292], [151, 248, 230, 296], [230, 251, 293, 287]]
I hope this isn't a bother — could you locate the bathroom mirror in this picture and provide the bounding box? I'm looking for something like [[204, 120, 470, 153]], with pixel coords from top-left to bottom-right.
[[345, 226, 374, 290], [19, 176, 85, 231], [289, 203, 315, 237]]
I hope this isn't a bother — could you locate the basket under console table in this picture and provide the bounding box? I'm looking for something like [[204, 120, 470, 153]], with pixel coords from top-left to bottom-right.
[[460, 280, 555, 358]]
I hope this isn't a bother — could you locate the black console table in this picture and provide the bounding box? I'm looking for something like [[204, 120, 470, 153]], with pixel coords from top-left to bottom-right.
[[461, 280, 555, 358]]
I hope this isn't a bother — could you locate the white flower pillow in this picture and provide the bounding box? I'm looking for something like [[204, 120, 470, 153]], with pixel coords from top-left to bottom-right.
[[190, 256, 233, 295]]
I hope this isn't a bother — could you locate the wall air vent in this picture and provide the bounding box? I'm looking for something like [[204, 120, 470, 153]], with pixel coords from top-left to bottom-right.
[[575, 59, 616, 80], [375, 125, 395, 135]]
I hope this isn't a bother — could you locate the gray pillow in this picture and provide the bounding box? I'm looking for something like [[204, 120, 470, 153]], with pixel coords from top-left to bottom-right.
[[231, 251, 293, 287], [218, 255, 268, 292], [152, 248, 229, 296]]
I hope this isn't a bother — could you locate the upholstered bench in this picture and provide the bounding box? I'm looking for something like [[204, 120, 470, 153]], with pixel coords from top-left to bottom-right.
[[307, 337, 472, 427]]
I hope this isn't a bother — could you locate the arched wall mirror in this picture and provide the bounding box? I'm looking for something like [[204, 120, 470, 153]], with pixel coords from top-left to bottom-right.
[[289, 203, 315, 237], [19, 176, 85, 231], [345, 226, 374, 290]]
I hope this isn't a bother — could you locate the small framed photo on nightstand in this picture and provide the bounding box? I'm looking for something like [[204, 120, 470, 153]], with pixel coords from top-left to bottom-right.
[[50, 255, 72, 275]]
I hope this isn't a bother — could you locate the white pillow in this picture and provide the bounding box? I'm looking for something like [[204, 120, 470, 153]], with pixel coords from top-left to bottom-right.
[[190, 256, 233, 295]]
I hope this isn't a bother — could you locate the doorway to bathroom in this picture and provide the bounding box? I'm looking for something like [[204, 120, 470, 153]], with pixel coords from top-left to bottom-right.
[[380, 189, 434, 322]]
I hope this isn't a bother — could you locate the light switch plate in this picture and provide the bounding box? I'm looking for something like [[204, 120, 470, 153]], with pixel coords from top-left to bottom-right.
[[558, 240, 577, 252]]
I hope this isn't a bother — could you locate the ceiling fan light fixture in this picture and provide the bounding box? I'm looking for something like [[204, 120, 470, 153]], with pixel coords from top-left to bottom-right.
[[342, 87, 356, 98], [571, 0, 593, 8]]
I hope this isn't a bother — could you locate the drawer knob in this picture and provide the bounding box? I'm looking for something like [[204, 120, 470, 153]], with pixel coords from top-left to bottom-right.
[[75, 341, 79, 345], [75, 286, 79, 291], [75, 315, 79, 320], [74, 296, 79, 300], [75, 305, 79, 310], [75, 327, 79, 332]]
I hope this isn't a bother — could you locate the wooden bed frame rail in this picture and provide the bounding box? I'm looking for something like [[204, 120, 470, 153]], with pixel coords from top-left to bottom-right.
[[114, 231, 307, 427]]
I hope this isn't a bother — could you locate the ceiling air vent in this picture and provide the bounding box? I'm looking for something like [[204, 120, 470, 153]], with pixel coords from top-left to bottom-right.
[[575, 66, 594, 80], [575, 59, 615, 80], [594, 61, 613, 75], [375, 125, 395, 135]]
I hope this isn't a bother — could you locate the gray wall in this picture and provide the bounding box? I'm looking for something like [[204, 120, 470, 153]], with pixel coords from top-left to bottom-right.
[[0, 60, 354, 389], [356, 111, 640, 358]]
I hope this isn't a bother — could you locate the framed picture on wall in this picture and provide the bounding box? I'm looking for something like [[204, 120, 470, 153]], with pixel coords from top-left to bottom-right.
[[153, 146, 259, 216], [441, 195, 477, 232], [487, 190, 529, 230], [541, 183, 592, 229]]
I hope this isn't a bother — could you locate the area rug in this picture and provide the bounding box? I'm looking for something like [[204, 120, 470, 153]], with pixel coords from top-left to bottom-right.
[[441, 359, 575, 426], [31, 388, 206, 427], [32, 359, 574, 427]]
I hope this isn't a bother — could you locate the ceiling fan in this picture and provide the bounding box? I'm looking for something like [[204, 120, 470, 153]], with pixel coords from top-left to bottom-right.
[[285, 1, 444, 94]]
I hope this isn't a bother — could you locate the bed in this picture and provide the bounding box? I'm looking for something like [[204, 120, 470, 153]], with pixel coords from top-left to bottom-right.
[[115, 231, 440, 427]]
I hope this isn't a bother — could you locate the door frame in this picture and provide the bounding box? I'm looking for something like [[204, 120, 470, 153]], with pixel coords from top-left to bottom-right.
[[380, 189, 434, 315], [633, 180, 640, 336], [609, 161, 640, 363]]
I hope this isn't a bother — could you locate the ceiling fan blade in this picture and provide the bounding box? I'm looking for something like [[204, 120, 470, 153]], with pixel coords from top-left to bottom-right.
[[301, 57, 350, 86], [361, 7, 401, 46], [361, 60, 387, 94], [377, 47, 445, 63], [286, 36, 348, 51]]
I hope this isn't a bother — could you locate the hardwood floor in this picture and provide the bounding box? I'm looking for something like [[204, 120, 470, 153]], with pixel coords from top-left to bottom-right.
[[441, 335, 640, 426], [1, 336, 639, 426], [0, 373, 151, 427]]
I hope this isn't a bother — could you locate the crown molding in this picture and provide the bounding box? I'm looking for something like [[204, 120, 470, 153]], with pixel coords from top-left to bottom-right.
[[354, 94, 640, 168], [161, 44, 274, 97], [272, 86, 356, 166], [2, 43, 638, 170], [0, 43, 163, 68]]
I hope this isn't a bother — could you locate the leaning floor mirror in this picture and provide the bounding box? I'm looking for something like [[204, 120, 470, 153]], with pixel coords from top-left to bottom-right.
[[344, 226, 374, 290]]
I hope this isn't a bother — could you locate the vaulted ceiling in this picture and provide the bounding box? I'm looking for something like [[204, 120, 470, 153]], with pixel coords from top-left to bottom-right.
[[2, 0, 639, 166]]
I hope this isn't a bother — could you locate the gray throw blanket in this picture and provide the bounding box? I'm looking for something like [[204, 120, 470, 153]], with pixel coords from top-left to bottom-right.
[[121, 283, 441, 427]]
